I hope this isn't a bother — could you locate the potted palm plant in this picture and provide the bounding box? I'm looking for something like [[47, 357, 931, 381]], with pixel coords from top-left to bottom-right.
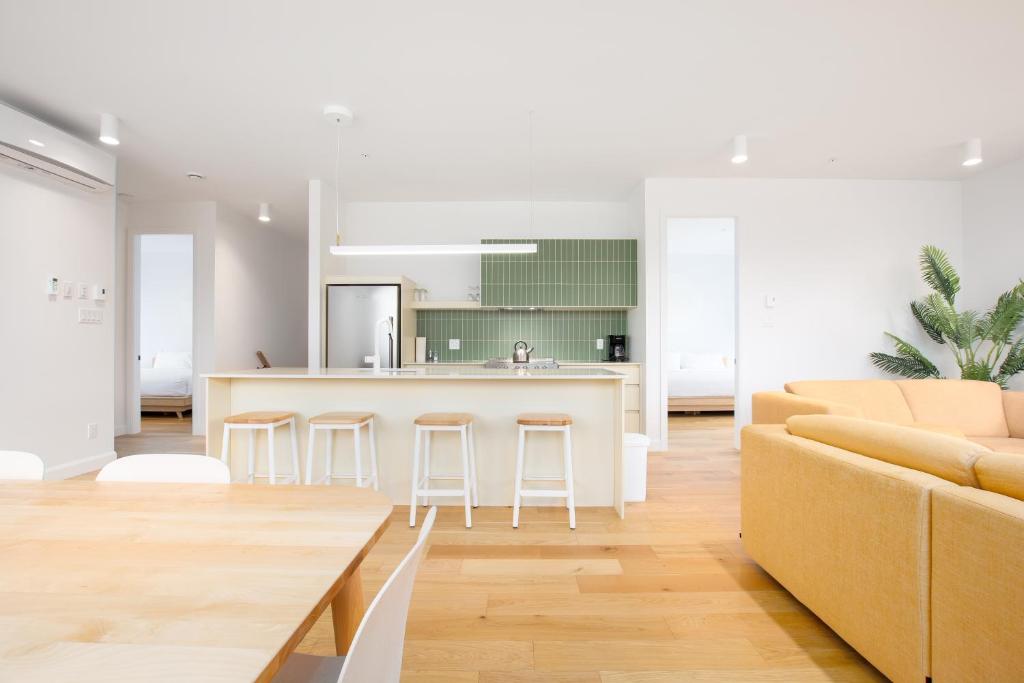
[[870, 245, 1024, 387]]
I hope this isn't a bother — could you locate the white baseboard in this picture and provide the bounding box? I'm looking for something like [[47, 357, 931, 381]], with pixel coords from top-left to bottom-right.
[[649, 438, 669, 452], [46, 450, 116, 480]]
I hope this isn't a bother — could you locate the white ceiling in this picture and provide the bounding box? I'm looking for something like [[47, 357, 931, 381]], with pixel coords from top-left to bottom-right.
[[2, 0, 1023, 236]]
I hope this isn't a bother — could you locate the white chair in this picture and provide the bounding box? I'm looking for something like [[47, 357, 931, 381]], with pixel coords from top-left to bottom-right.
[[305, 412, 379, 489], [273, 506, 437, 683], [220, 411, 301, 484], [97, 453, 231, 483], [0, 451, 44, 480], [409, 413, 478, 528], [513, 413, 576, 529]]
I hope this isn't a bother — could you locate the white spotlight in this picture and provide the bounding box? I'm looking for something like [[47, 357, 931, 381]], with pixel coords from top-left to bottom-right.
[[258, 203, 271, 222], [731, 135, 748, 164], [99, 113, 120, 146], [962, 138, 983, 167]]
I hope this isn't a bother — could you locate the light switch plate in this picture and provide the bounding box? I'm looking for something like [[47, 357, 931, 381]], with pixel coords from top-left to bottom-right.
[[86, 423, 98, 439], [763, 294, 777, 308], [448, 339, 461, 350], [77, 282, 89, 299], [78, 308, 103, 324], [62, 281, 74, 298], [595, 338, 604, 350]]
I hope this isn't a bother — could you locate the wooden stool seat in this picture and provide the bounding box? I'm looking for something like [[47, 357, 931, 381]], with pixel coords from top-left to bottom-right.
[[225, 411, 294, 425], [415, 412, 473, 427], [309, 411, 375, 425], [517, 412, 573, 427]]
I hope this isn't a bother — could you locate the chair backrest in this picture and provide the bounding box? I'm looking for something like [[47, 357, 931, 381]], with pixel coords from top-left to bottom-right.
[[339, 506, 436, 683], [0, 451, 44, 480], [96, 453, 230, 483]]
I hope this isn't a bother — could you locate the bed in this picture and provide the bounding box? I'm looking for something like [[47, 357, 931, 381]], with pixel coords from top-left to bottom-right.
[[667, 352, 735, 413], [140, 352, 193, 419]]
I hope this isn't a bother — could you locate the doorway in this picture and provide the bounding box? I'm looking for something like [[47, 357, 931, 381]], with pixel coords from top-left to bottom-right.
[[135, 234, 195, 435], [662, 218, 736, 421]]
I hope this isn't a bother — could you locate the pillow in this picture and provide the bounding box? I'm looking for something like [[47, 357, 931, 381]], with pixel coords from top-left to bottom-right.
[[153, 351, 193, 369], [667, 352, 682, 370], [682, 352, 725, 370]]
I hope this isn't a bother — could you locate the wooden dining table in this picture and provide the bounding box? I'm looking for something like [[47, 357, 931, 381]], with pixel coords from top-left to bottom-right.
[[0, 480, 392, 682]]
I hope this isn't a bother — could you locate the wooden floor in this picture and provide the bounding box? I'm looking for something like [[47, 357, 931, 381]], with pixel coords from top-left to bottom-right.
[[115, 414, 204, 457], [112, 414, 885, 681]]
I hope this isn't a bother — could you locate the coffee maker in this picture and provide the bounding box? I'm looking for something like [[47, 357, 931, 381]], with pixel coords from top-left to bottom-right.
[[607, 335, 628, 362]]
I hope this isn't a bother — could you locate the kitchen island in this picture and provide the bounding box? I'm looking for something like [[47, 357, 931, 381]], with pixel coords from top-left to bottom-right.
[[205, 366, 629, 517]]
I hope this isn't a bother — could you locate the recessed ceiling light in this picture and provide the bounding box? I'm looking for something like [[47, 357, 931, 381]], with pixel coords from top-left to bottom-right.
[[99, 113, 120, 146], [186, 172, 205, 181], [731, 135, 748, 164], [962, 138, 983, 167], [28, 138, 45, 148], [258, 202, 271, 222]]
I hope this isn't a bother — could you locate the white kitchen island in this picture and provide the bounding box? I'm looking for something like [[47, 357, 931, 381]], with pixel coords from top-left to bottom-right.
[[204, 366, 629, 517]]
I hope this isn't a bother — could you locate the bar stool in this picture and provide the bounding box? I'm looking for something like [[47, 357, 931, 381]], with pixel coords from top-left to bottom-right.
[[220, 411, 300, 485], [513, 413, 575, 529], [305, 411, 379, 489], [410, 413, 478, 528]]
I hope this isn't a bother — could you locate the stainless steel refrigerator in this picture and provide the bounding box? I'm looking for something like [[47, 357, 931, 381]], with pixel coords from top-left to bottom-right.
[[325, 284, 401, 368]]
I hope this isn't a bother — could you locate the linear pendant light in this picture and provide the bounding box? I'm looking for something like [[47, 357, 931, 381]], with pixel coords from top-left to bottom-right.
[[327, 106, 536, 257]]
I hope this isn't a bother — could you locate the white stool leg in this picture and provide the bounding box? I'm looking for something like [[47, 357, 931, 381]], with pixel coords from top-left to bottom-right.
[[512, 425, 526, 528], [564, 426, 576, 530], [247, 429, 255, 484], [267, 424, 277, 485], [422, 429, 432, 507], [325, 429, 334, 485], [460, 425, 472, 528], [305, 424, 316, 485], [353, 423, 363, 488], [289, 418, 300, 484], [368, 419, 379, 491], [468, 422, 479, 508], [409, 425, 421, 527], [220, 424, 231, 464]]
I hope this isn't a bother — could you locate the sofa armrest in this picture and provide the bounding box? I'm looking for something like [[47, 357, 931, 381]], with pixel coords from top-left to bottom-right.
[[751, 391, 862, 424], [1003, 391, 1024, 438]]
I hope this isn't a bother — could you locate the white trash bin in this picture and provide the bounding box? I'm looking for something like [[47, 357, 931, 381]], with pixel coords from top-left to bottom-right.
[[623, 432, 651, 502]]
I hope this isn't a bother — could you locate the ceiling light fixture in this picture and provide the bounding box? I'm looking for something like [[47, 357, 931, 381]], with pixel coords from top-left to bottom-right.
[[731, 135, 748, 164], [326, 106, 535, 257], [98, 113, 120, 146], [258, 202, 271, 222], [962, 138, 983, 167], [28, 138, 45, 148], [186, 172, 205, 181]]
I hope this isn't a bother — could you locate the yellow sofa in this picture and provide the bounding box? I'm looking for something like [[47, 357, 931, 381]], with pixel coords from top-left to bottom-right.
[[741, 415, 1024, 683], [752, 378, 1024, 452]]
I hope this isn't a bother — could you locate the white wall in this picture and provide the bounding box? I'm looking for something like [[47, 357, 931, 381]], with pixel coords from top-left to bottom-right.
[[139, 234, 193, 367], [214, 206, 307, 370], [320, 201, 635, 299], [0, 164, 117, 477], [665, 218, 735, 359], [643, 178, 963, 449], [962, 157, 1024, 389]]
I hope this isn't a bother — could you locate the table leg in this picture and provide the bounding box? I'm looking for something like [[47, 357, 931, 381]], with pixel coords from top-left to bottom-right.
[[331, 567, 365, 655]]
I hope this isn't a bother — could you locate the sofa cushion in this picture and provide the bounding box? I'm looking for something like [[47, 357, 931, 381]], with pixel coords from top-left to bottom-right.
[[784, 380, 915, 424], [786, 414, 987, 486], [967, 437, 1024, 455], [974, 453, 1024, 501], [1003, 392, 1024, 438], [896, 379, 1009, 437]]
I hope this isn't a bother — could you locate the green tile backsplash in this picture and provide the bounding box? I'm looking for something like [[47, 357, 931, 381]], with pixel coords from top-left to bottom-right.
[[416, 309, 628, 363], [480, 238, 638, 308]]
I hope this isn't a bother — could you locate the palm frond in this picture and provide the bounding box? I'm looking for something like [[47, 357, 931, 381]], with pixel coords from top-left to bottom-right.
[[980, 286, 1024, 344], [919, 244, 960, 305], [996, 338, 1024, 385], [951, 309, 982, 350], [910, 300, 946, 344], [960, 360, 995, 382], [870, 333, 942, 379], [916, 294, 959, 343]]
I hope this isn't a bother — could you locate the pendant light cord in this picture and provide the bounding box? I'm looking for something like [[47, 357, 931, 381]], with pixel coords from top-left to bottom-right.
[[335, 119, 342, 247], [528, 110, 535, 233]]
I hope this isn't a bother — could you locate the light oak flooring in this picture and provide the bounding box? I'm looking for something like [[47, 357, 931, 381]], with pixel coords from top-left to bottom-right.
[[111, 414, 885, 681], [115, 414, 204, 457]]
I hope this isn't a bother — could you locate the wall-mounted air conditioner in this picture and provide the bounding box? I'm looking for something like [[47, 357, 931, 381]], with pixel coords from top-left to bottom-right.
[[0, 101, 115, 192]]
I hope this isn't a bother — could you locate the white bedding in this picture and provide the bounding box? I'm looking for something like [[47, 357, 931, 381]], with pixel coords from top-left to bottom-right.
[[140, 367, 193, 397], [667, 367, 734, 397]]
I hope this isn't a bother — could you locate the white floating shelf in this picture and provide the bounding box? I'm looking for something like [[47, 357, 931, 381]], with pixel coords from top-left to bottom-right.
[[409, 300, 482, 310]]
